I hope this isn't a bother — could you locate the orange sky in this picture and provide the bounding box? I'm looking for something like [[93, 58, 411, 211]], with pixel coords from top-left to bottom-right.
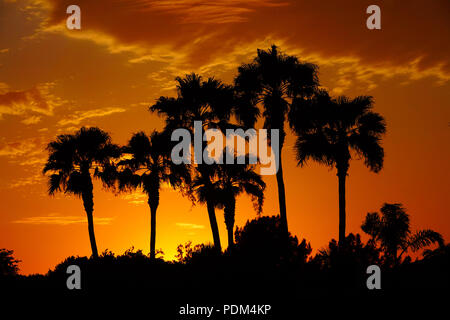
[[0, 0, 449, 275]]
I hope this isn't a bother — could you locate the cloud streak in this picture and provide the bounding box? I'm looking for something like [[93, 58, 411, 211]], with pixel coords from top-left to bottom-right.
[[0, 82, 66, 120], [0, 137, 44, 158], [57, 107, 126, 126], [121, 192, 147, 205], [12, 214, 114, 225], [176, 223, 205, 229]]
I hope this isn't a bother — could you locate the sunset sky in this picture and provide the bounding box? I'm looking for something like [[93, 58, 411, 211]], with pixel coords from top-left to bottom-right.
[[1, 0, 449, 275]]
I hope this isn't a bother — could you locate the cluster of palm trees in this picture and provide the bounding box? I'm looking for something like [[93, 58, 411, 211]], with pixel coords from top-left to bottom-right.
[[43, 45, 388, 259]]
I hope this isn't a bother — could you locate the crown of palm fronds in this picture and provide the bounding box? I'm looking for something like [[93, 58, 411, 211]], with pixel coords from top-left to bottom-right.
[[291, 90, 386, 173], [43, 127, 120, 196], [115, 130, 191, 196]]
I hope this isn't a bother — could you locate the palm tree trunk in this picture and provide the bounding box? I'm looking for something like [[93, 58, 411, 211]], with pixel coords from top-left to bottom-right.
[[227, 227, 234, 250], [82, 190, 98, 259], [390, 247, 398, 267], [224, 197, 236, 250], [149, 188, 160, 260], [276, 153, 288, 234], [207, 200, 221, 252], [149, 204, 157, 260], [337, 165, 348, 247]]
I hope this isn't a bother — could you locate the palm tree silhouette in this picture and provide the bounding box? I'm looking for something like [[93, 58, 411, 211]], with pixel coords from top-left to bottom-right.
[[234, 45, 318, 234], [189, 165, 222, 244], [150, 73, 235, 251], [291, 91, 386, 246], [116, 131, 191, 260], [361, 203, 444, 266], [213, 151, 265, 249], [43, 127, 120, 258]]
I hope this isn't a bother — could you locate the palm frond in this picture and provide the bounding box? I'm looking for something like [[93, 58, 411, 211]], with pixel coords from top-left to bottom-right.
[[407, 230, 444, 252], [361, 212, 381, 239]]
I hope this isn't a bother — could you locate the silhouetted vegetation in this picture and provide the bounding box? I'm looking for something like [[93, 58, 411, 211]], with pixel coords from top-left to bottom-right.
[[233, 215, 311, 269], [361, 203, 443, 267], [113, 130, 190, 259], [43, 127, 120, 258], [235, 45, 319, 234], [0, 248, 20, 277], [197, 151, 266, 249], [311, 233, 381, 288], [150, 73, 237, 251], [291, 89, 386, 246], [13, 46, 445, 312], [2, 215, 448, 305]]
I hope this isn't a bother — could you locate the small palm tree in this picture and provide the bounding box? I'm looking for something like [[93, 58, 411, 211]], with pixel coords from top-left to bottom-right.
[[291, 91, 386, 246], [235, 45, 319, 234], [43, 127, 120, 258], [215, 152, 266, 249], [188, 164, 225, 249], [361, 203, 444, 266], [117, 131, 190, 260], [150, 73, 235, 251]]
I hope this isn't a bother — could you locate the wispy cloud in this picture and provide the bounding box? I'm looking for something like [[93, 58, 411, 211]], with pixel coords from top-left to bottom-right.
[[8, 172, 43, 188], [138, 0, 289, 24], [0, 82, 9, 93], [121, 192, 147, 205], [0, 137, 43, 158], [176, 223, 205, 229], [0, 137, 47, 172], [21, 115, 42, 125], [57, 107, 126, 126], [0, 82, 66, 120], [12, 214, 114, 226]]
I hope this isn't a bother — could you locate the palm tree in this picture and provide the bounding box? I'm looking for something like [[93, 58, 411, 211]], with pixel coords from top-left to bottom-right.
[[189, 166, 222, 246], [43, 127, 120, 258], [291, 91, 386, 246], [150, 73, 235, 251], [214, 152, 266, 249], [234, 45, 319, 234], [116, 131, 190, 260], [361, 203, 444, 266]]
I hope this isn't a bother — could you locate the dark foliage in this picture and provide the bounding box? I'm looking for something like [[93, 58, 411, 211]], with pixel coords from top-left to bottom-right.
[[311, 233, 381, 289], [0, 248, 20, 277], [233, 215, 312, 269], [361, 203, 444, 266]]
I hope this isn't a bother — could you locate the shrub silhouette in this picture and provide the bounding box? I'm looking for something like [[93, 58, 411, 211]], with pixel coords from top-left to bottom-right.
[[176, 242, 221, 266], [233, 215, 312, 268], [0, 248, 20, 277], [311, 233, 381, 289]]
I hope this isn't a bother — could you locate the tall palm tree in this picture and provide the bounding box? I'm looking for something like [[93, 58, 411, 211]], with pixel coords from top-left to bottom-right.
[[116, 131, 190, 260], [214, 152, 265, 249], [291, 91, 386, 246], [234, 45, 318, 234], [43, 127, 120, 258], [361, 203, 444, 266], [150, 73, 235, 251]]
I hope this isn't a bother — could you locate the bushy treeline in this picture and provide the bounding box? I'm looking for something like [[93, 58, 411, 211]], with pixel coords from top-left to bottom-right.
[[2, 215, 448, 292]]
